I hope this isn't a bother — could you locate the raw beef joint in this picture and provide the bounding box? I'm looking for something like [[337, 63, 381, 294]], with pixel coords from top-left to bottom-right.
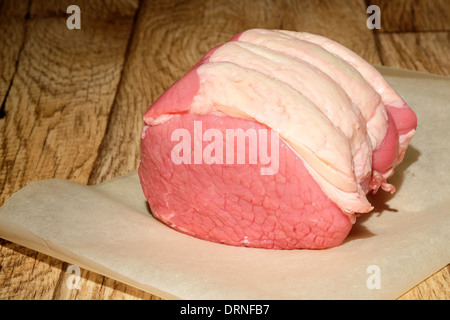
[[138, 29, 417, 249]]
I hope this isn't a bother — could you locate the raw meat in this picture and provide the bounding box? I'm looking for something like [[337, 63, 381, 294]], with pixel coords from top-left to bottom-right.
[[138, 29, 417, 249]]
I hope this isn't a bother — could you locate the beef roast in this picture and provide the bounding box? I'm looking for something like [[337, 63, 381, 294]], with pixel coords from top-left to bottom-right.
[[138, 29, 417, 249]]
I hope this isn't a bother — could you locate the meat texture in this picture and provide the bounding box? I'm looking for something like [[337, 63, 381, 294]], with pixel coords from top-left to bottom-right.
[[138, 29, 417, 249]]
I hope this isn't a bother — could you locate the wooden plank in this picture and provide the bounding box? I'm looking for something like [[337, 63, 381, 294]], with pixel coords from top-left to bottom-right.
[[0, 239, 159, 299], [28, 0, 138, 19], [0, 239, 63, 299], [279, 0, 382, 65], [50, 262, 160, 300], [376, 31, 450, 76], [0, 0, 30, 118], [0, 0, 138, 204], [0, 0, 139, 299], [398, 264, 450, 300], [367, 0, 450, 32]]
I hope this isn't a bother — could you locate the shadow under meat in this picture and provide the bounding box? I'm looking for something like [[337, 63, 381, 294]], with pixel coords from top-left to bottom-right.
[[344, 145, 421, 244]]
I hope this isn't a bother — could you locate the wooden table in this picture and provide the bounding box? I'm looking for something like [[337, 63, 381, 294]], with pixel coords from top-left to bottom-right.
[[0, 0, 449, 300]]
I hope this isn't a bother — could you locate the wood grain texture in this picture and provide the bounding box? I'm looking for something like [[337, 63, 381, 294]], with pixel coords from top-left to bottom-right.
[[0, 0, 30, 118], [377, 31, 450, 76], [0, 239, 62, 299], [0, 239, 159, 299], [0, 0, 138, 205], [29, 0, 138, 19], [277, 0, 382, 65], [0, 0, 145, 300], [398, 264, 450, 300], [368, 0, 450, 32], [0, 0, 449, 300]]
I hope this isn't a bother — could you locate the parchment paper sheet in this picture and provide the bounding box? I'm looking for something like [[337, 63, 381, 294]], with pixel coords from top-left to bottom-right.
[[0, 67, 449, 300]]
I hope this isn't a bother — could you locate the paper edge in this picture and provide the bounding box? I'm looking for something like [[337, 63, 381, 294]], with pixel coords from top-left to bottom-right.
[[0, 217, 181, 300], [374, 65, 450, 81]]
